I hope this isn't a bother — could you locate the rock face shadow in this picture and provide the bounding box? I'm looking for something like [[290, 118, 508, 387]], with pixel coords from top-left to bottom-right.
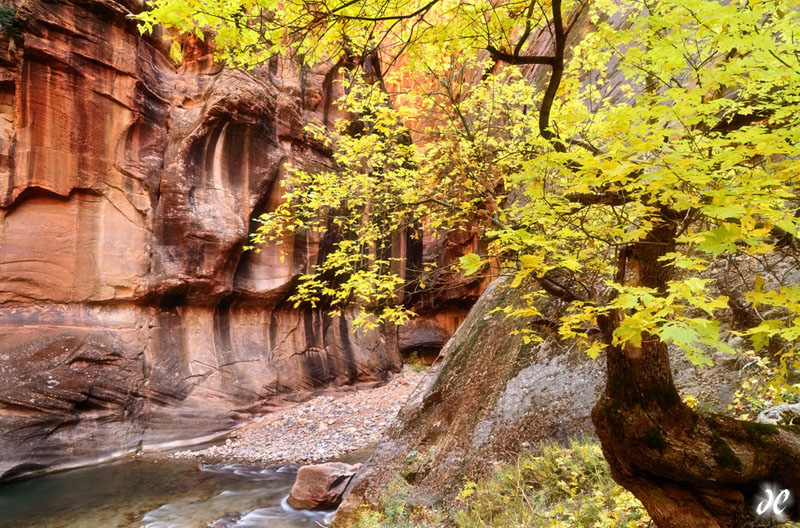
[[0, 0, 408, 479]]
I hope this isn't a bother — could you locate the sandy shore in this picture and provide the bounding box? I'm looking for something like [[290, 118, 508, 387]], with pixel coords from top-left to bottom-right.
[[171, 367, 424, 466]]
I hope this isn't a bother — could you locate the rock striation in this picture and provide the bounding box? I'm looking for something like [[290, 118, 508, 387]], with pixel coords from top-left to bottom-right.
[[0, 0, 408, 480]]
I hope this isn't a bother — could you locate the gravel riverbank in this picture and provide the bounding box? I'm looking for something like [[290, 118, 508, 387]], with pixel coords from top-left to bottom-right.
[[171, 367, 425, 466]]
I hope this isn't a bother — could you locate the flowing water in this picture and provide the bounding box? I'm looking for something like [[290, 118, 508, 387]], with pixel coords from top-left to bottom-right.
[[0, 457, 333, 528]]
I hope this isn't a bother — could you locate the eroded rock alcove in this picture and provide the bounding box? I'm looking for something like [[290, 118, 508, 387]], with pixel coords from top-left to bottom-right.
[[0, 0, 419, 479]]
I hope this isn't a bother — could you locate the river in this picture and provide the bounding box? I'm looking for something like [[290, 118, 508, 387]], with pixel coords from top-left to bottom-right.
[[0, 457, 333, 527]]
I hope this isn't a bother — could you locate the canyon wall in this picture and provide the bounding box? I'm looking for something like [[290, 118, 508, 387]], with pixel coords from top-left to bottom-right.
[[0, 0, 416, 479]]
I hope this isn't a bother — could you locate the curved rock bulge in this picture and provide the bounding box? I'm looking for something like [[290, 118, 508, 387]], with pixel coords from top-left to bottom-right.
[[0, 0, 403, 480]]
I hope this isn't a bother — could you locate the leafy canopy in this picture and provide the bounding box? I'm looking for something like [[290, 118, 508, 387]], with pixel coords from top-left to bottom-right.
[[137, 0, 800, 373]]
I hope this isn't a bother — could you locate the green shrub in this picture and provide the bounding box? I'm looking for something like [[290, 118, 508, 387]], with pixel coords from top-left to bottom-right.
[[351, 437, 653, 528], [0, 7, 18, 38], [350, 476, 445, 528], [729, 350, 800, 421], [451, 438, 650, 528], [404, 351, 430, 373]]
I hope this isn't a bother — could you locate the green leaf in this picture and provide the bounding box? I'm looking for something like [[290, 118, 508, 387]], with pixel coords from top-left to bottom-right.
[[698, 224, 741, 255], [459, 253, 483, 276], [685, 349, 714, 368], [659, 323, 699, 345]]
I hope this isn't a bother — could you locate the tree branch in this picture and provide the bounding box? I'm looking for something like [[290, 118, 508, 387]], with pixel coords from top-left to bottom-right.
[[329, 0, 439, 22], [485, 44, 555, 65], [538, 0, 565, 149], [566, 191, 631, 207]]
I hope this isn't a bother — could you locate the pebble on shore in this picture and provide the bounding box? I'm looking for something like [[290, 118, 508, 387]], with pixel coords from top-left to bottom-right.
[[170, 367, 425, 466]]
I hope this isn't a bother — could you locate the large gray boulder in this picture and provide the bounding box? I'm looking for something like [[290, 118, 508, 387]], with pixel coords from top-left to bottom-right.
[[333, 277, 746, 525]]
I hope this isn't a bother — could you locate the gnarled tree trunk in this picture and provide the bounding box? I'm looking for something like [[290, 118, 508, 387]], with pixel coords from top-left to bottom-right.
[[592, 215, 800, 527]]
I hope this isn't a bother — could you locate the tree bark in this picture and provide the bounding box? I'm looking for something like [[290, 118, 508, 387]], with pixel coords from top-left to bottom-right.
[[591, 214, 800, 527]]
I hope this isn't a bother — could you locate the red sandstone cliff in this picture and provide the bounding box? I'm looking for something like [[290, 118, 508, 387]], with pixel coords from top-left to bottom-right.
[[0, 0, 411, 479]]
